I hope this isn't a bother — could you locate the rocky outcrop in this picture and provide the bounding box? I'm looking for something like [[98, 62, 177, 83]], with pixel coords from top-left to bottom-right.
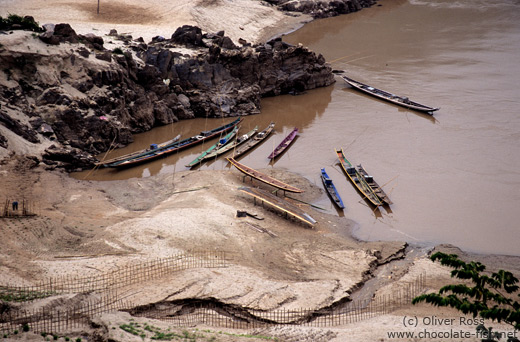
[[0, 24, 334, 170], [0, 111, 39, 144], [42, 145, 98, 171], [140, 27, 334, 115], [265, 0, 376, 18], [0, 131, 7, 149]]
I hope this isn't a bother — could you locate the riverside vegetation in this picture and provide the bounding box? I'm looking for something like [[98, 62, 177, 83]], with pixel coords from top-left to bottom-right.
[[413, 252, 520, 341]]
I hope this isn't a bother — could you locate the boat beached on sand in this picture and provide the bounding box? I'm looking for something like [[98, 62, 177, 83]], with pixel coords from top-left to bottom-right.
[[227, 157, 303, 193], [341, 76, 439, 114], [239, 186, 316, 226]]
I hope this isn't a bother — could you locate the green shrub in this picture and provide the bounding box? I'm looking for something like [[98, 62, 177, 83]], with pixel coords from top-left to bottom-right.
[[413, 252, 520, 339], [0, 14, 43, 32]]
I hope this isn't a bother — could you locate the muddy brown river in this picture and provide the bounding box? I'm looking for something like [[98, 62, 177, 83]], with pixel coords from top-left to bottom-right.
[[77, 0, 520, 256]]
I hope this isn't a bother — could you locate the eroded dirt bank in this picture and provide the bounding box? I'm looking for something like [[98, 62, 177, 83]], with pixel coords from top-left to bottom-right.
[[2, 154, 519, 342], [0, 153, 410, 339]]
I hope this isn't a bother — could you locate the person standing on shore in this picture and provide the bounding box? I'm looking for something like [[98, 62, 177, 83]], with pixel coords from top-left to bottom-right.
[[12, 200, 18, 211]]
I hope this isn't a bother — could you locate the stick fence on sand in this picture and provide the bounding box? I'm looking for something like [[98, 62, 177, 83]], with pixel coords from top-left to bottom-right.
[[0, 251, 426, 334]]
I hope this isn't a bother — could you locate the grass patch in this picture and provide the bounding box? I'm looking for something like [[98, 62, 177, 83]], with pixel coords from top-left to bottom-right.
[[118, 322, 279, 341], [0, 289, 56, 302]]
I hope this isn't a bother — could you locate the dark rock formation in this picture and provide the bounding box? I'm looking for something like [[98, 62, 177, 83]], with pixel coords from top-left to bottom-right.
[[0, 111, 39, 144], [0, 131, 7, 149], [42, 145, 98, 171], [79, 33, 104, 50], [140, 26, 334, 116], [39, 23, 102, 47], [95, 51, 112, 62], [171, 25, 204, 47], [38, 23, 79, 45], [1, 24, 334, 170], [52, 23, 79, 43], [265, 0, 376, 18], [39, 31, 60, 45]]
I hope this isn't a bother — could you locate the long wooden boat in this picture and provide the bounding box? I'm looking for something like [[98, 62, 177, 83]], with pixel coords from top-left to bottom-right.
[[335, 148, 383, 206], [239, 186, 316, 226], [96, 134, 180, 167], [320, 168, 345, 209], [341, 76, 439, 114], [104, 117, 242, 168], [201, 126, 258, 162], [227, 157, 303, 193], [268, 127, 298, 160], [356, 164, 393, 205], [232, 122, 275, 159], [186, 125, 240, 168]]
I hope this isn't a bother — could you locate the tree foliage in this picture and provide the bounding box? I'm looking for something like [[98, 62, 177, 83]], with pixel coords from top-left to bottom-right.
[[0, 14, 43, 32], [413, 252, 520, 331]]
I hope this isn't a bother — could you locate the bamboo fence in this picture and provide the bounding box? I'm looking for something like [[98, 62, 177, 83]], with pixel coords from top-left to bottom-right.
[[0, 251, 427, 335], [1, 198, 37, 218], [0, 251, 228, 300], [0, 292, 130, 334]]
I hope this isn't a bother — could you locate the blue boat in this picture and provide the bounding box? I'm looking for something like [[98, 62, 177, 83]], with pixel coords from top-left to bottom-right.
[[320, 168, 345, 209], [101, 117, 242, 169]]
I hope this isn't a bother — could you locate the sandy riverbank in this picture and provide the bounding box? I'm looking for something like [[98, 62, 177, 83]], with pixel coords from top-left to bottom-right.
[[1, 152, 519, 341], [0, 0, 312, 44]]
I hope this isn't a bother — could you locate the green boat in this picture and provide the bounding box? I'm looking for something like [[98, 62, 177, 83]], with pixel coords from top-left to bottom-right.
[[201, 126, 258, 162], [186, 126, 240, 168], [335, 148, 383, 206], [101, 117, 242, 169]]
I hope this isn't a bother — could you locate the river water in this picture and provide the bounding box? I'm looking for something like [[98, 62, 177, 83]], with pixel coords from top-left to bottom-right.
[[77, 0, 520, 256]]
